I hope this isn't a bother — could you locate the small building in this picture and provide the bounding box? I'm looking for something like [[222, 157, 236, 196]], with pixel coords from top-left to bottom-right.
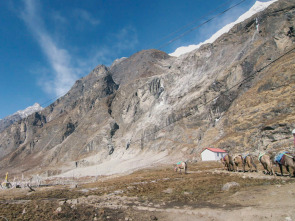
[[201, 148, 227, 161]]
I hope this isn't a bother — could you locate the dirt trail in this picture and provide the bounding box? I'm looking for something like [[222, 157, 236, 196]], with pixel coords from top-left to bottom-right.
[[150, 182, 295, 221]]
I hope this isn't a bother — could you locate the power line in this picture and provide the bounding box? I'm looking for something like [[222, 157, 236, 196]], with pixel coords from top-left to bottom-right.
[[40, 92, 67, 107], [147, 0, 235, 49], [158, 0, 248, 50]]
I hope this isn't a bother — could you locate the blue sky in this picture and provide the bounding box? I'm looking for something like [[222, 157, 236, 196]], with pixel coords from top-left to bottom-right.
[[0, 0, 272, 119]]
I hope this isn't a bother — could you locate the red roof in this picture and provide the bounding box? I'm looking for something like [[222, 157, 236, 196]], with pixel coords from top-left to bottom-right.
[[203, 148, 227, 153]]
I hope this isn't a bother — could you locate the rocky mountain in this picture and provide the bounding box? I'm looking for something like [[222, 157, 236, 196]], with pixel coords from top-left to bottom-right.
[[0, 0, 294, 178], [0, 103, 43, 133]]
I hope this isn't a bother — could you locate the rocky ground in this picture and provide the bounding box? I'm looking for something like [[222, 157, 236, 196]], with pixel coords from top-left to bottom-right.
[[0, 161, 295, 221]]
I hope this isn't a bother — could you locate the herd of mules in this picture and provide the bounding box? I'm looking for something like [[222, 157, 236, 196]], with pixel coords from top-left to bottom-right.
[[174, 151, 295, 177], [220, 152, 295, 177]]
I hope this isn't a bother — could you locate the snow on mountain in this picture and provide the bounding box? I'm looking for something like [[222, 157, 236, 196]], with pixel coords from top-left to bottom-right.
[[15, 103, 43, 118], [0, 103, 43, 132], [169, 0, 278, 57]]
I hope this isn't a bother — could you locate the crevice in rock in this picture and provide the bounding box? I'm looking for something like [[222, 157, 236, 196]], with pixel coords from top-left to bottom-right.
[[149, 78, 164, 99], [62, 121, 77, 140], [110, 122, 119, 138], [106, 94, 116, 116], [103, 74, 119, 96]]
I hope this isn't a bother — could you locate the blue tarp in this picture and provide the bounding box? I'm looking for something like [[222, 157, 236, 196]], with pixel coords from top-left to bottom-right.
[[275, 151, 287, 164]]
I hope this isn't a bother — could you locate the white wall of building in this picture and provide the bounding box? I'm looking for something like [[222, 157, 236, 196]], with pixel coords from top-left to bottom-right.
[[201, 149, 226, 161]]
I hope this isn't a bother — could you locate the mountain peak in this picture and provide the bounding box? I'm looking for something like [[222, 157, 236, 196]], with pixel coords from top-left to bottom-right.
[[15, 103, 43, 118], [0, 103, 43, 132]]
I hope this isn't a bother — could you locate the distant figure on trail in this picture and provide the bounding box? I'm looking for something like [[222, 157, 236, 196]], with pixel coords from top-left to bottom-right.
[[174, 161, 187, 174], [292, 129, 295, 148]]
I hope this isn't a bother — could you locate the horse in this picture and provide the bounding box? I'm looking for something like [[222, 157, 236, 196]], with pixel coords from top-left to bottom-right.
[[274, 152, 295, 177], [221, 154, 234, 171], [258, 152, 275, 176], [174, 161, 187, 174]]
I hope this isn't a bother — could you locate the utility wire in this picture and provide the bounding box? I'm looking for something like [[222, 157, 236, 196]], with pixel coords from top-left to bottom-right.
[[148, 0, 235, 49], [40, 92, 67, 107], [158, 0, 247, 50]]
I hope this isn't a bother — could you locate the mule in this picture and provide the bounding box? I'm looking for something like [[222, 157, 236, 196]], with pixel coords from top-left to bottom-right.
[[243, 154, 257, 172], [274, 152, 295, 177], [233, 154, 244, 172], [221, 154, 234, 171], [258, 152, 275, 176], [174, 161, 187, 174]]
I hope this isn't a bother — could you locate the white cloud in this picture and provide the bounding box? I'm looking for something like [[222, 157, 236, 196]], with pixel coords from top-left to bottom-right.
[[74, 9, 100, 27], [51, 10, 67, 24], [112, 26, 138, 52], [20, 0, 80, 97]]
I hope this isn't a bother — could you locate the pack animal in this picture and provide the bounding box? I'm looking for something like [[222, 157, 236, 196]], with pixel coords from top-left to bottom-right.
[[233, 155, 244, 172], [258, 153, 275, 176], [243, 154, 257, 172], [221, 154, 234, 171], [274, 152, 295, 177], [174, 161, 187, 174]]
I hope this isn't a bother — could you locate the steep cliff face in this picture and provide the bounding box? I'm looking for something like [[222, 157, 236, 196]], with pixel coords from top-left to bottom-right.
[[0, 0, 294, 177]]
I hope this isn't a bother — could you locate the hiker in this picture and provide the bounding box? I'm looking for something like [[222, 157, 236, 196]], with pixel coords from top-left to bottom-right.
[[292, 129, 295, 148]]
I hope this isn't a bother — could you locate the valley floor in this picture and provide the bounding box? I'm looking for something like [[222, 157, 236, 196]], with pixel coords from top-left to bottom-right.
[[0, 161, 294, 221]]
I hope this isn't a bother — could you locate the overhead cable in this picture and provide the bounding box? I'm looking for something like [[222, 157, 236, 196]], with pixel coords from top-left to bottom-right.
[[158, 0, 247, 50]]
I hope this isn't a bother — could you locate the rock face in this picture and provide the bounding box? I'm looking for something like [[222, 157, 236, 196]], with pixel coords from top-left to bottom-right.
[[0, 0, 295, 177]]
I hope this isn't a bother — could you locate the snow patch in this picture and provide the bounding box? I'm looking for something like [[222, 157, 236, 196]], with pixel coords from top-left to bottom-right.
[[16, 103, 43, 118], [110, 57, 127, 68], [170, 0, 278, 57]]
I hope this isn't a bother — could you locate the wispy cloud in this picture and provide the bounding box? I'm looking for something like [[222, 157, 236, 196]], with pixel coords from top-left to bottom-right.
[[19, 0, 138, 98], [74, 9, 100, 26], [20, 0, 79, 97], [112, 26, 138, 52], [51, 10, 68, 24]]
